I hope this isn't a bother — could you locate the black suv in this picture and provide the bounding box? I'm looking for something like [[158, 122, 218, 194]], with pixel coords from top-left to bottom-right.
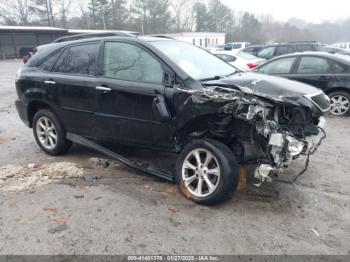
[[15, 36, 330, 205], [256, 41, 323, 60]]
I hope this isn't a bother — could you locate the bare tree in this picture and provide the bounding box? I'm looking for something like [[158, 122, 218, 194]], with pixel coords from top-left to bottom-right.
[[0, 0, 33, 25], [57, 0, 72, 28], [170, 0, 195, 32]]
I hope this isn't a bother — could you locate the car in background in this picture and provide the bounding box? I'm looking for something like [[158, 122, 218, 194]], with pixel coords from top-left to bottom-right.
[[323, 45, 350, 56], [332, 42, 350, 50], [254, 52, 350, 116], [224, 42, 250, 53], [213, 51, 265, 71], [240, 45, 264, 56], [205, 44, 225, 53], [255, 41, 323, 60]]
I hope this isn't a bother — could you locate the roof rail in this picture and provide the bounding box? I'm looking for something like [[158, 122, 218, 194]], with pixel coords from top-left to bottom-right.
[[52, 31, 137, 43], [287, 40, 319, 44]]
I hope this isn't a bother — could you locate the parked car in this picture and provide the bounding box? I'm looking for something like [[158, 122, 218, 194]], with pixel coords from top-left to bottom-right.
[[213, 51, 265, 71], [205, 44, 225, 53], [240, 45, 264, 56], [256, 41, 323, 60], [15, 36, 329, 205], [254, 52, 350, 116], [323, 45, 350, 56], [224, 42, 250, 53]]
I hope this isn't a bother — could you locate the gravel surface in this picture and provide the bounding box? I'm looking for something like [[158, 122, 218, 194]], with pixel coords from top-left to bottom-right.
[[0, 60, 349, 255]]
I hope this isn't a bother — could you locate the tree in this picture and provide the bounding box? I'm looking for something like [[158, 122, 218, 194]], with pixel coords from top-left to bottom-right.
[[31, 0, 55, 26], [170, 0, 195, 32], [206, 0, 234, 32], [131, 0, 172, 34], [54, 0, 72, 28], [110, 0, 128, 29], [0, 0, 33, 25], [193, 1, 208, 32]]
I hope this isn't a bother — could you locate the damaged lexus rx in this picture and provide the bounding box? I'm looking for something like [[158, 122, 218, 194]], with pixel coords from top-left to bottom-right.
[[15, 36, 330, 205]]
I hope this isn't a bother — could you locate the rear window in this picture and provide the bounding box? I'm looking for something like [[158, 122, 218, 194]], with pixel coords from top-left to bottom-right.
[[37, 51, 61, 71], [52, 42, 100, 75]]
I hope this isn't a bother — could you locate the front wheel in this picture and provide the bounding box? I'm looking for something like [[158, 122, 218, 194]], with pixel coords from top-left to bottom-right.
[[175, 139, 239, 205], [328, 91, 350, 116]]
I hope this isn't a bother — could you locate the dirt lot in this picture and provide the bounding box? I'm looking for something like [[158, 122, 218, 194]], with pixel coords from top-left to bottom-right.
[[0, 60, 349, 255]]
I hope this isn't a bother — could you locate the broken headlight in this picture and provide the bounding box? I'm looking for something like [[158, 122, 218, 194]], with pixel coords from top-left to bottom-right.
[[287, 137, 305, 156]]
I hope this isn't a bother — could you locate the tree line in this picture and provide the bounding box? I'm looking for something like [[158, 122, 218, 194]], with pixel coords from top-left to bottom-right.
[[1, 0, 350, 44]]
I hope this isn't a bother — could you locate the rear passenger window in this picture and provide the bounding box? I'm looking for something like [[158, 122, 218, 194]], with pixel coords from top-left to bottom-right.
[[258, 57, 295, 74], [296, 57, 331, 74], [277, 45, 294, 55], [52, 42, 99, 75], [296, 44, 313, 52], [257, 46, 275, 59], [38, 51, 61, 71], [103, 42, 163, 84]]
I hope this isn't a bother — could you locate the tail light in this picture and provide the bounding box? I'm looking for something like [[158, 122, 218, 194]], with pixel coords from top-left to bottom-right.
[[247, 63, 258, 69]]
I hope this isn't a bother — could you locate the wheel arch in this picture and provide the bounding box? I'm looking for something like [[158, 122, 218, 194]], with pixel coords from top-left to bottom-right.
[[324, 87, 350, 95], [27, 100, 57, 128]]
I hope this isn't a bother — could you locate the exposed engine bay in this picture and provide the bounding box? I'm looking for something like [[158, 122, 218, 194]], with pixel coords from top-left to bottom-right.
[[177, 84, 329, 186]]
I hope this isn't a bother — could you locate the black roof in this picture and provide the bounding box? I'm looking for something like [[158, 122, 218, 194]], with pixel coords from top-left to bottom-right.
[[266, 51, 350, 64]]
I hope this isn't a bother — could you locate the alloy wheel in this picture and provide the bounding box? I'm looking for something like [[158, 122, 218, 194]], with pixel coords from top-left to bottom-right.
[[35, 116, 57, 150], [181, 148, 221, 198], [330, 95, 350, 115]]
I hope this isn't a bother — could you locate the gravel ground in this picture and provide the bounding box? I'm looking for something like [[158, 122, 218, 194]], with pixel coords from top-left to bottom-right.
[[0, 60, 349, 255]]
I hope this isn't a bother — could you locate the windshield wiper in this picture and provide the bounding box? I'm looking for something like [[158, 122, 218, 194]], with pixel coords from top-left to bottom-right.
[[199, 71, 237, 82]]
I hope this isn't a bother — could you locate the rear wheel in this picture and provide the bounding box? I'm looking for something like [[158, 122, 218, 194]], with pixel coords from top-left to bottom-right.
[[328, 91, 350, 116], [175, 139, 239, 205], [33, 109, 72, 155]]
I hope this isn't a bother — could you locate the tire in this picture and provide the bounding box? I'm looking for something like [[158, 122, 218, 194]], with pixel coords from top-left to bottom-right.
[[175, 139, 239, 205], [328, 91, 350, 116], [33, 109, 72, 155]]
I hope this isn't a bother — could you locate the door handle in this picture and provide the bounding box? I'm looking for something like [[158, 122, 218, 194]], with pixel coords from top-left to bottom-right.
[[44, 80, 56, 85], [319, 76, 330, 80], [96, 86, 111, 92]]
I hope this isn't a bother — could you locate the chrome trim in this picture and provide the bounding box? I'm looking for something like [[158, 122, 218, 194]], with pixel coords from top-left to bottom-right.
[[304, 91, 331, 112]]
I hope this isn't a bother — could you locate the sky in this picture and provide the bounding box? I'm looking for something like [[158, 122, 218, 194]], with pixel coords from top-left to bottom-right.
[[221, 0, 349, 23]]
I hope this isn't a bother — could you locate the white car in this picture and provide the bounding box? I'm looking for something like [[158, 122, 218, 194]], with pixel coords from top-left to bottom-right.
[[205, 44, 225, 53], [213, 51, 265, 71]]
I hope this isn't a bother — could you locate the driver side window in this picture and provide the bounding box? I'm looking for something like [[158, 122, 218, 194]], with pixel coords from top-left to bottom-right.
[[103, 42, 163, 84]]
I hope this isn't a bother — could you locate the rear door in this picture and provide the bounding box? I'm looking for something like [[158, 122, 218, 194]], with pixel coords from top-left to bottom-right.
[[256, 56, 297, 77], [49, 41, 101, 135], [94, 40, 174, 149], [290, 56, 333, 90]]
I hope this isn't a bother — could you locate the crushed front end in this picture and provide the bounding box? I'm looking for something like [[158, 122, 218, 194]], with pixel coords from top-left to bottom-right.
[[177, 80, 330, 186]]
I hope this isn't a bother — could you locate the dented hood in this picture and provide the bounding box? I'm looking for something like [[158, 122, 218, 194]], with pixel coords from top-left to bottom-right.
[[203, 72, 320, 102]]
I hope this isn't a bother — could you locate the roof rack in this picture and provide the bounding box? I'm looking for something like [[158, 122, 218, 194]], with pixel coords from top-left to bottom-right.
[[52, 31, 137, 43]]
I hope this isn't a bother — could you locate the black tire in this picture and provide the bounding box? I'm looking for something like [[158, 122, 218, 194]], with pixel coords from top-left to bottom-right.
[[175, 139, 239, 205], [32, 109, 72, 155], [328, 91, 350, 116]]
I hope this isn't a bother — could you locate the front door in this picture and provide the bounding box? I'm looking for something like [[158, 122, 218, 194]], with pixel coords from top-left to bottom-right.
[[95, 41, 174, 149]]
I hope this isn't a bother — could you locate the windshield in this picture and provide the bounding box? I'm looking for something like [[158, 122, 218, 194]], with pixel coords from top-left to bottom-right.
[[150, 40, 236, 80]]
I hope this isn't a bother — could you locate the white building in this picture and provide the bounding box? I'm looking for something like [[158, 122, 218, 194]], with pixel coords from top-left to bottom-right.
[[152, 32, 226, 48]]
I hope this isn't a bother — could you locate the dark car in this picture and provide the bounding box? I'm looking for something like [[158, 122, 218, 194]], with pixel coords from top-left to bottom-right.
[[254, 52, 350, 116], [241, 45, 264, 56], [15, 36, 329, 205], [256, 41, 323, 60]]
